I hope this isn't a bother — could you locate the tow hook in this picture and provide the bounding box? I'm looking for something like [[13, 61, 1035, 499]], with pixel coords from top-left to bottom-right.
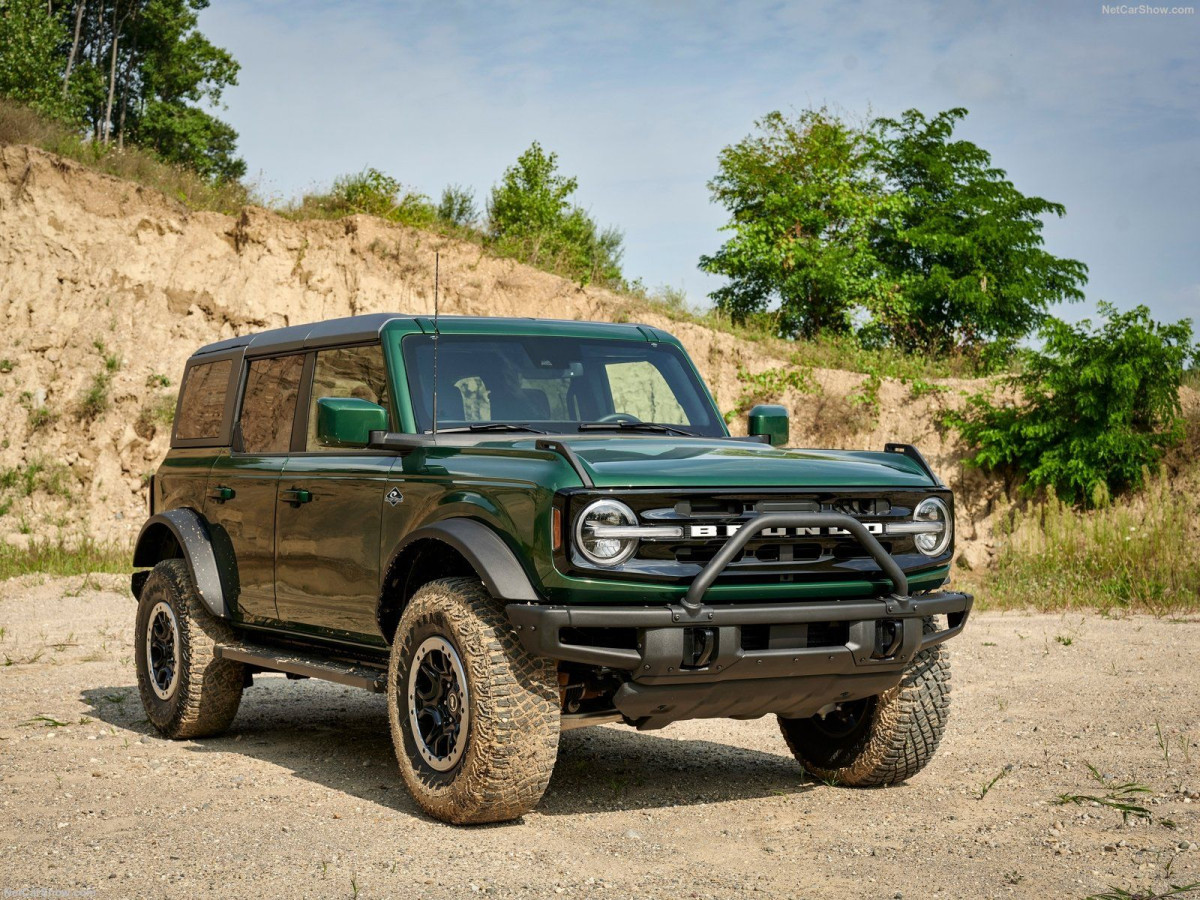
[[872, 619, 904, 659], [682, 626, 717, 669]]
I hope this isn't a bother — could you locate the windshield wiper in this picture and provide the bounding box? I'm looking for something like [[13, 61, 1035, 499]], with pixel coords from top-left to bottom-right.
[[578, 421, 696, 437], [435, 423, 547, 434]]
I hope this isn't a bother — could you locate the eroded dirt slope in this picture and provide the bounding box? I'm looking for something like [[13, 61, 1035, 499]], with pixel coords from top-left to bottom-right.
[[1, 144, 1001, 563]]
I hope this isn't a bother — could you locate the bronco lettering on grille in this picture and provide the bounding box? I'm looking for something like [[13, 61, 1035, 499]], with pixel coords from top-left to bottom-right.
[[686, 523, 885, 539]]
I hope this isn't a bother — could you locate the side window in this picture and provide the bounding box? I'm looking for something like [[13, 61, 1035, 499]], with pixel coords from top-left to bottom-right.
[[605, 360, 690, 424], [174, 359, 232, 442], [307, 345, 392, 450], [239, 355, 305, 454]]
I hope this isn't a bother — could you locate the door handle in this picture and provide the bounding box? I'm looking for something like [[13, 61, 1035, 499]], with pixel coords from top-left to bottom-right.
[[280, 488, 313, 505], [208, 485, 235, 503]]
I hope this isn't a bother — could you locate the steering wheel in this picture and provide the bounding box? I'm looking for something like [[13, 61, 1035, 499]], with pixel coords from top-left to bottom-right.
[[598, 413, 642, 424]]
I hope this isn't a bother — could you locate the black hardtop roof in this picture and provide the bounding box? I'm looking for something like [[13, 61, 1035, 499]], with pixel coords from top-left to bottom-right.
[[189, 314, 654, 360]]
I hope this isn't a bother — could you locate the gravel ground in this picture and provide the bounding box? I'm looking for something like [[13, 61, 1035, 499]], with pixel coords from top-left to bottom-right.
[[1, 574, 1197, 900]]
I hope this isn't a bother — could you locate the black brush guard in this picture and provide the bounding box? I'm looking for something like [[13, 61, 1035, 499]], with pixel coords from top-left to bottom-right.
[[508, 513, 973, 690]]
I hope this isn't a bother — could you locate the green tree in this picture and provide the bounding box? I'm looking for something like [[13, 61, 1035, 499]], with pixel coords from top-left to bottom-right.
[[0, 0, 72, 119], [489, 141, 577, 237], [488, 142, 623, 287], [700, 109, 888, 338], [949, 304, 1195, 505], [870, 108, 1088, 351], [1, 0, 245, 181]]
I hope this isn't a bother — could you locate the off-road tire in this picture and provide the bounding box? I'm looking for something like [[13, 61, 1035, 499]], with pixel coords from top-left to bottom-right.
[[778, 618, 950, 786], [388, 576, 560, 824], [134, 559, 244, 739]]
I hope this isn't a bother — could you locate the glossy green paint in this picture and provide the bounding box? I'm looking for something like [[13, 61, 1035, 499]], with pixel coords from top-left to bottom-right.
[[747, 404, 789, 447], [203, 451, 288, 624], [372, 438, 948, 607], [316, 397, 389, 448], [275, 452, 397, 638]]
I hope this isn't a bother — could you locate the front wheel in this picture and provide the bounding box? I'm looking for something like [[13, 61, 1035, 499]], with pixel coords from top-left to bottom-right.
[[778, 619, 951, 786], [387, 577, 560, 824]]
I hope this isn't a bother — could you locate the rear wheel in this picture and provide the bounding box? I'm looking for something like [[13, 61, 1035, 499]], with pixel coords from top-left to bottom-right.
[[387, 577, 559, 824], [778, 619, 951, 786], [134, 559, 244, 739]]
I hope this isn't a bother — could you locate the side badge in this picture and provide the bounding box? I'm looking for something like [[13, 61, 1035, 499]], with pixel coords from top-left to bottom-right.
[[384, 487, 404, 507]]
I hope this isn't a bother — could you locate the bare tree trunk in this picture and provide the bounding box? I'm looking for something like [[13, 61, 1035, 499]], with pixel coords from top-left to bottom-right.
[[63, 1, 86, 99], [103, 27, 120, 144], [116, 7, 137, 150], [91, 1, 103, 141]]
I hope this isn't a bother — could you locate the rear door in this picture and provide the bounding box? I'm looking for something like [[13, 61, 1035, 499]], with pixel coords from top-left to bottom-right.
[[275, 344, 397, 640], [203, 353, 306, 625]]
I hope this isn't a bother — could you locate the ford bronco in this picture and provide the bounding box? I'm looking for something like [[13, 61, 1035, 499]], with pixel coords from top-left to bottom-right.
[[131, 314, 972, 824]]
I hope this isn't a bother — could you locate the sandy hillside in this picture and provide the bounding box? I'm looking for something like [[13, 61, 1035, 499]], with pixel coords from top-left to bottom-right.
[[2, 143, 1019, 564]]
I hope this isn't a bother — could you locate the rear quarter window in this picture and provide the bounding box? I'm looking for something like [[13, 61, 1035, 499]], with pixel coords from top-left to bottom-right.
[[174, 359, 233, 442]]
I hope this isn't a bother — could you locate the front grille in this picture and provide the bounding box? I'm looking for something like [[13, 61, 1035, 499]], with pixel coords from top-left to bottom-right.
[[561, 488, 952, 586]]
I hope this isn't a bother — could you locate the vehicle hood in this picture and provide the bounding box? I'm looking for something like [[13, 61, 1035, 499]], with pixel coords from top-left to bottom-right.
[[498, 436, 937, 489]]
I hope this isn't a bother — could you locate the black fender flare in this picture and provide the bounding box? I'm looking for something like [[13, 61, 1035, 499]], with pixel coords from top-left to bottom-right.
[[131, 509, 234, 619], [390, 518, 539, 603]]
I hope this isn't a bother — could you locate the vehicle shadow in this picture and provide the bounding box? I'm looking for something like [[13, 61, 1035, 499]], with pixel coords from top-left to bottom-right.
[[81, 677, 816, 821]]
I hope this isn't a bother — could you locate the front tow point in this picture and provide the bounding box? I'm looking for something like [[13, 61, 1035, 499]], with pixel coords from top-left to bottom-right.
[[682, 626, 717, 669], [873, 619, 904, 659]]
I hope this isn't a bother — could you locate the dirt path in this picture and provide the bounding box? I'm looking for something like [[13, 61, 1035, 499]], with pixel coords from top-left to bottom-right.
[[0, 575, 1197, 899]]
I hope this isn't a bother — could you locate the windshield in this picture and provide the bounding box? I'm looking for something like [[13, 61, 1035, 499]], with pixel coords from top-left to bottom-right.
[[401, 334, 726, 437]]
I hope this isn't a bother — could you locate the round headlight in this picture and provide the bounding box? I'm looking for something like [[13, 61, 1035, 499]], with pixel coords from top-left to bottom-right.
[[913, 497, 952, 557], [575, 499, 638, 567]]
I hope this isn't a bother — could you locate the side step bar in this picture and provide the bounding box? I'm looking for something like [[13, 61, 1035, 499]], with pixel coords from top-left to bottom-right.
[[215, 643, 387, 693]]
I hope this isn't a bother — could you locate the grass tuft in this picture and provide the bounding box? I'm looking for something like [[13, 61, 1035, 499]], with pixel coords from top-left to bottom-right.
[[0, 538, 129, 580], [975, 471, 1200, 614], [1054, 763, 1153, 824]]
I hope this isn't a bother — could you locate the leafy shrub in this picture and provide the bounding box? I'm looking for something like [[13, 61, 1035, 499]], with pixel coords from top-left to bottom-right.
[[288, 167, 436, 227], [488, 142, 624, 288], [437, 184, 478, 228], [727, 365, 818, 420], [949, 304, 1196, 504]]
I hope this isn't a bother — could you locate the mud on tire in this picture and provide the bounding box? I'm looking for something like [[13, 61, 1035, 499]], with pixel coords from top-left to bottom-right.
[[388, 576, 560, 825], [778, 618, 951, 786], [134, 559, 244, 739]]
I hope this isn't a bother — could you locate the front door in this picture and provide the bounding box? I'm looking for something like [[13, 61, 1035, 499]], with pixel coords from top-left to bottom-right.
[[275, 344, 397, 639], [203, 353, 306, 625]]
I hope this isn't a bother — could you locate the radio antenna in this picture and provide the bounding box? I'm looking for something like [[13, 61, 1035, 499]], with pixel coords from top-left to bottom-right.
[[432, 251, 440, 436]]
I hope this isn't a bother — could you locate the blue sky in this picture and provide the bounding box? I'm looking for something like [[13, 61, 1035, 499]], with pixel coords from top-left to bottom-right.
[[199, 0, 1199, 327]]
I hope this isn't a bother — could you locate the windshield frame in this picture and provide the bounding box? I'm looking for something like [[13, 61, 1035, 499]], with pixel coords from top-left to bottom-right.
[[397, 333, 728, 438]]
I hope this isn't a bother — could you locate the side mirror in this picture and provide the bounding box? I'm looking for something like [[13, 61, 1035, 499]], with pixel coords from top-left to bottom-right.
[[316, 397, 388, 448], [747, 404, 789, 447]]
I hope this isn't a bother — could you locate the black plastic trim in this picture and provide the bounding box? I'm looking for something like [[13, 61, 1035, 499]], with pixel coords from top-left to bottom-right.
[[507, 590, 972, 684], [683, 512, 908, 608], [884, 443, 943, 486], [393, 519, 539, 602], [535, 439, 595, 487], [131, 509, 232, 619]]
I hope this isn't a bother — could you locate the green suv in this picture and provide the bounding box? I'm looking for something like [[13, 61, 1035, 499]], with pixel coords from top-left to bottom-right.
[[131, 313, 972, 824]]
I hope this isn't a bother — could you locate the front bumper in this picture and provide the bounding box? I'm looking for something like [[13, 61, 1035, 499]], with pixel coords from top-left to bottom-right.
[[508, 590, 972, 686]]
